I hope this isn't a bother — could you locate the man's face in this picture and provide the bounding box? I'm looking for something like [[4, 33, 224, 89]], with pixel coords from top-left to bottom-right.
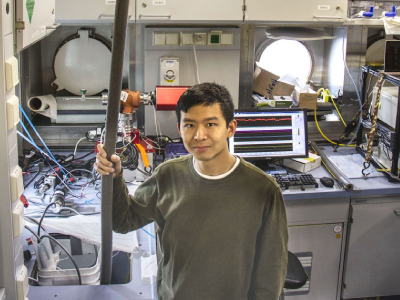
[[178, 103, 236, 164]]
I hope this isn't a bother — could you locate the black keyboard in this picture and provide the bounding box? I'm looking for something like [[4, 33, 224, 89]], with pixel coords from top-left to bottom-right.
[[272, 174, 318, 191]]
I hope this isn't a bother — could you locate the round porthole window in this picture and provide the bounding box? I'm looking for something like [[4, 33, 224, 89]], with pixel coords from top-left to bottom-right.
[[256, 39, 314, 84]]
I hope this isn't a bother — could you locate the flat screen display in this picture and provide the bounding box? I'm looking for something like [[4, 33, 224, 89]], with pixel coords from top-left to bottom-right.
[[229, 108, 308, 160]]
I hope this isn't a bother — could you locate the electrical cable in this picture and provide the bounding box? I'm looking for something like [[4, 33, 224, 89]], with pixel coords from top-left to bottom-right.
[[74, 137, 87, 157], [325, 89, 347, 127], [19, 105, 70, 179], [192, 34, 201, 84], [342, 16, 363, 146], [40, 234, 82, 285], [59, 207, 81, 215], [37, 202, 56, 236], [313, 109, 356, 147], [17, 131, 69, 178], [24, 216, 47, 233], [141, 227, 156, 239], [24, 225, 41, 241], [24, 162, 44, 189]]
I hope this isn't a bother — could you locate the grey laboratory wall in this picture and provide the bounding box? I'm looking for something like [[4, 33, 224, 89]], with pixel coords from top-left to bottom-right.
[[322, 27, 346, 97], [342, 25, 367, 121], [139, 26, 241, 139]]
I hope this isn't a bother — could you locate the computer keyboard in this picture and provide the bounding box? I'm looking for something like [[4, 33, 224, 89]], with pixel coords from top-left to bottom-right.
[[272, 174, 318, 191]]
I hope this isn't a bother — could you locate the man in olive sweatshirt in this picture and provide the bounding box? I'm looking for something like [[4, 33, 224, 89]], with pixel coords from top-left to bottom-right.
[[95, 82, 288, 300]]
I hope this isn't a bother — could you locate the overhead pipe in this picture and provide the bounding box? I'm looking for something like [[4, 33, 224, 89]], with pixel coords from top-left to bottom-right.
[[101, 0, 130, 284]]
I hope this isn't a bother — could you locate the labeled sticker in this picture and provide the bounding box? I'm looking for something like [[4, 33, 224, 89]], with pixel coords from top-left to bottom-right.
[[32, 30, 39, 38], [106, 0, 116, 4], [120, 91, 129, 102], [153, 0, 166, 5], [26, 0, 35, 24], [165, 60, 175, 67], [318, 5, 330, 10]]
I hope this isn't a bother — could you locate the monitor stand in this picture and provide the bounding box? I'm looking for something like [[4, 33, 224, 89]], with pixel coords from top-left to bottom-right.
[[252, 160, 287, 175]]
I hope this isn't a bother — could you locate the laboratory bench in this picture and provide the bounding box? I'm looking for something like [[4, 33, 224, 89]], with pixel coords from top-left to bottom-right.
[[24, 146, 400, 300]]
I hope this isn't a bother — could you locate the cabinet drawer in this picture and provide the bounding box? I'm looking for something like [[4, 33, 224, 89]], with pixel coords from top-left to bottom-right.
[[136, 0, 243, 21], [245, 0, 347, 22], [56, 0, 134, 22]]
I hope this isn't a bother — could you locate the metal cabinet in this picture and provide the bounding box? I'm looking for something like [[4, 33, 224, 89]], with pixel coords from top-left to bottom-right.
[[284, 197, 349, 300], [136, 0, 243, 22], [342, 196, 400, 299], [55, 0, 135, 22], [287, 223, 345, 300], [244, 0, 347, 22]]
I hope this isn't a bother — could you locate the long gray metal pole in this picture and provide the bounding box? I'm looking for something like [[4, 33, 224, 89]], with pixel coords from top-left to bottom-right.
[[100, 0, 130, 284]]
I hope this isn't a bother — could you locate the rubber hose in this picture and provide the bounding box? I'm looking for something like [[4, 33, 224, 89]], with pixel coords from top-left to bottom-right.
[[310, 141, 354, 191], [100, 0, 130, 285]]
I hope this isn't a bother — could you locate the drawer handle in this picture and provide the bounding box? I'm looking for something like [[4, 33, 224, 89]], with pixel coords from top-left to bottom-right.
[[394, 209, 400, 216], [99, 14, 132, 20], [46, 23, 61, 30], [139, 14, 171, 19], [313, 16, 344, 20]]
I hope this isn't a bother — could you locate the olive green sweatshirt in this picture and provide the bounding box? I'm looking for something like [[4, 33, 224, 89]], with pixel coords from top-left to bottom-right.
[[112, 155, 288, 300]]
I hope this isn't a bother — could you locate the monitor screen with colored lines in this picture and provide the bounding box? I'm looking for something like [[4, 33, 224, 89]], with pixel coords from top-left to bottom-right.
[[229, 108, 308, 160]]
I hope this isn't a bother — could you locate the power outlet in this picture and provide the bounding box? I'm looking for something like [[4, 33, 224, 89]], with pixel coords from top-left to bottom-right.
[[193, 33, 206, 45]]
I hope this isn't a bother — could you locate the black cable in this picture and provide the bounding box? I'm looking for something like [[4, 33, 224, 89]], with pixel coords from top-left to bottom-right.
[[24, 225, 41, 241], [24, 162, 44, 189], [37, 202, 56, 236], [72, 152, 94, 161], [25, 216, 47, 233], [40, 235, 82, 285]]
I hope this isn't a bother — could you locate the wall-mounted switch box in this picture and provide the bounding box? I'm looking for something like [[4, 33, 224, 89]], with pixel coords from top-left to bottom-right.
[[166, 33, 179, 45], [154, 33, 166, 45], [7, 96, 20, 129], [6, 56, 19, 91], [160, 57, 179, 86], [181, 33, 193, 45], [221, 33, 233, 45], [11, 166, 24, 201], [13, 201, 25, 238], [208, 31, 222, 45], [16, 265, 29, 300]]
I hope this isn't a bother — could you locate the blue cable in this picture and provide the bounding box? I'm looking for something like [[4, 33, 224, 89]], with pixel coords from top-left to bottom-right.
[[141, 227, 156, 239], [17, 130, 78, 196], [19, 120, 39, 148], [19, 118, 70, 176], [19, 104, 70, 179]]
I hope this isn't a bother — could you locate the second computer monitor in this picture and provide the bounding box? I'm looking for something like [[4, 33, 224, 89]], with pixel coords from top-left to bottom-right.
[[229, 108, 308, 160]]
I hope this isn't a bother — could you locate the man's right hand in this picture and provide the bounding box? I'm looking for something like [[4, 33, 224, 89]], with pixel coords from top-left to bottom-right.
[[94, 144, 122, 178]]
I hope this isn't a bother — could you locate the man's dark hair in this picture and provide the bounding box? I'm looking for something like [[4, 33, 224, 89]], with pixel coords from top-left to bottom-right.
[[176, 82, 234, 128]]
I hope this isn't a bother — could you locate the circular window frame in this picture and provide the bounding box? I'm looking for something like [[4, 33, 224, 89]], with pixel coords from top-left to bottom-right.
[[255, 39, 315, 84]]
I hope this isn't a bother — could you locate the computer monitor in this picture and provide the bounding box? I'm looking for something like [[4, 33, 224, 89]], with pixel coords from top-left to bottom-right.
[[229, 108, 308, 161]]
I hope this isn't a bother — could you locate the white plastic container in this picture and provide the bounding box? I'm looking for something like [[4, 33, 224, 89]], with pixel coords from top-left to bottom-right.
[[36, 238, 101, 286], [372, 86, 399, 129]]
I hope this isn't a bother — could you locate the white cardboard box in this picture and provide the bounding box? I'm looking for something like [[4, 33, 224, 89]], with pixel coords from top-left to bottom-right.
[[283, 153, 321, 173]]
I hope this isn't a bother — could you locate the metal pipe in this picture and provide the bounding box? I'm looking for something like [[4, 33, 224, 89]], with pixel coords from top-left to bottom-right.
[[100, 0, 130, 285], [310, 141, 354, 191]]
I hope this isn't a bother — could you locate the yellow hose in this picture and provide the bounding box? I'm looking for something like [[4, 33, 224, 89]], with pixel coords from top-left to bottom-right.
[[314, 109, 355, 147]]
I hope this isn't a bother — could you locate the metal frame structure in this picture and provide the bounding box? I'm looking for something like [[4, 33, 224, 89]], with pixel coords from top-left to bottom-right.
[[357, 66, 400, 179]]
